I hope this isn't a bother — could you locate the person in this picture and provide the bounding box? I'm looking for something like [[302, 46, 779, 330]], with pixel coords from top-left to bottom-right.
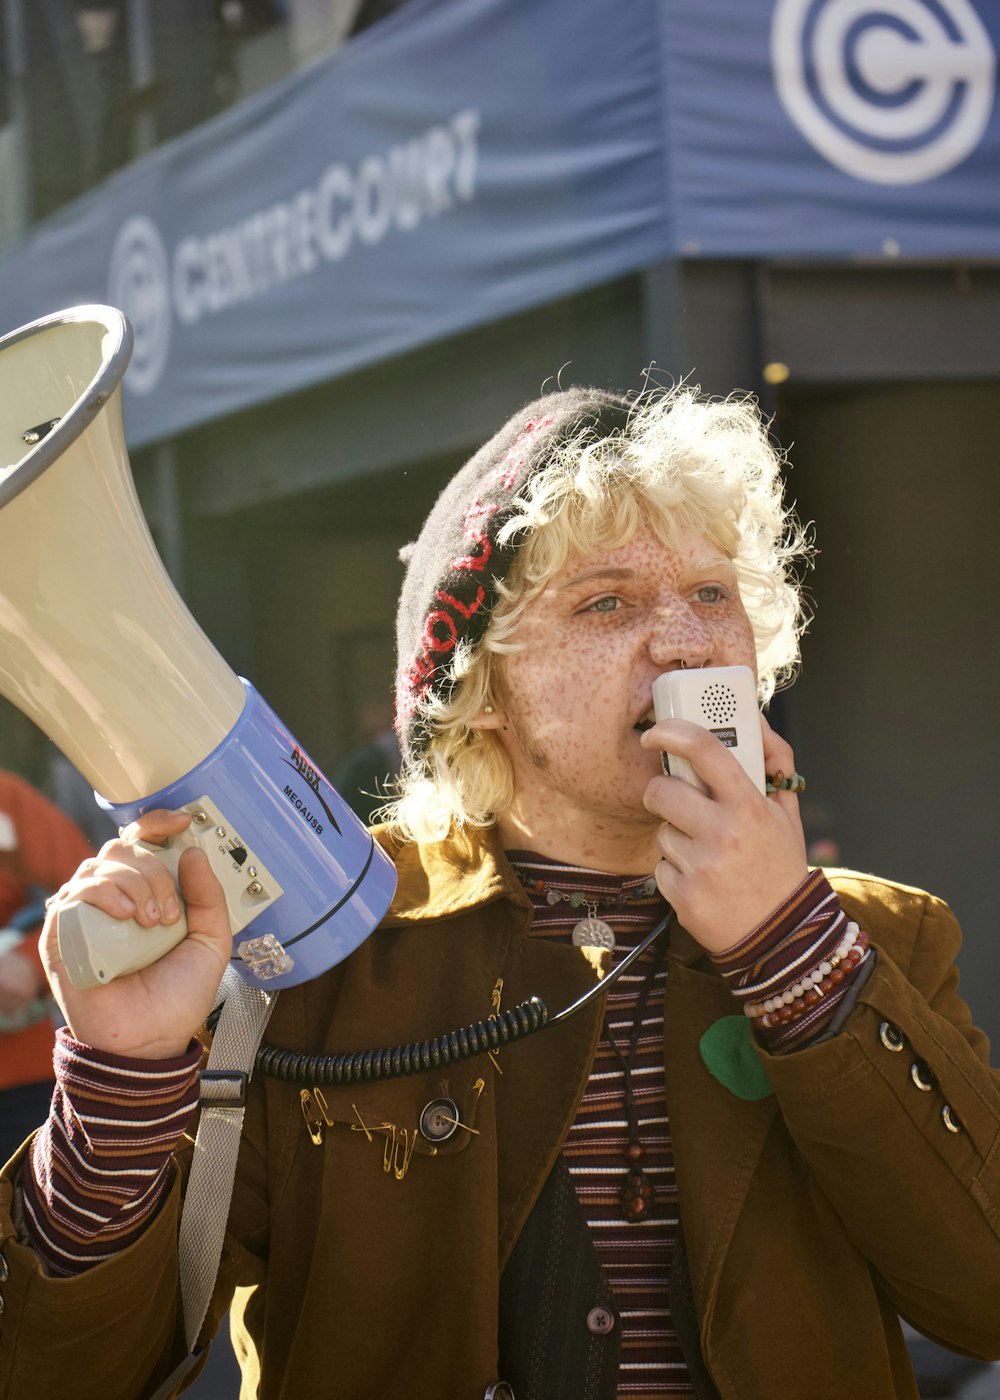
[[0, 769, 93, 1164], [2, 385, 999, 1400]]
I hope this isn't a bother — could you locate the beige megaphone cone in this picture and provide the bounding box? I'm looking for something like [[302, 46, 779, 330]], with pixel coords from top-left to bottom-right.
[[0, 304, 244, 800]]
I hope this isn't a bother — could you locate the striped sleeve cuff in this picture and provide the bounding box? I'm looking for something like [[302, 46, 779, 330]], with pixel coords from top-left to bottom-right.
[[20, 1029, 202, 1276], [710, 871, 873, 1053]]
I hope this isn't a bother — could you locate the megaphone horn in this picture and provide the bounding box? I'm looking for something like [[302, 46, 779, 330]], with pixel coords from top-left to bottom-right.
[[0, 305, 396, 990]]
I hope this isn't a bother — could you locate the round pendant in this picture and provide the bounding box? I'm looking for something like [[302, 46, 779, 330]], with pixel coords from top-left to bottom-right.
[[571, 916, 616, 950]]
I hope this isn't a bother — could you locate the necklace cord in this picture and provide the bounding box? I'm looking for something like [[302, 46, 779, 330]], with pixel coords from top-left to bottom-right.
[[548, 910, 675, 1026], [603, 932, 669, 1221], [213, 909, 676, 1087]]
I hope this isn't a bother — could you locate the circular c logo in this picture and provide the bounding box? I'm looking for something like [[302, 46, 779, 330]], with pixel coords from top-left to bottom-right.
[[772, 0, 996, 184], [107, 215, 172, 394]]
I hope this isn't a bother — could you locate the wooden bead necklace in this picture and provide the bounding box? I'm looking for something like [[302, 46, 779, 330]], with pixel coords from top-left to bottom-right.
[[603, 937, 667, 1222]]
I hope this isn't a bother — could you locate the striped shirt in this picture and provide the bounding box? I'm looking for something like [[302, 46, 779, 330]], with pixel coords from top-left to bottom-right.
[[20, 1032, 202, 1275], [510, 856, 870, 1400], [510, 853, 692, 1399]]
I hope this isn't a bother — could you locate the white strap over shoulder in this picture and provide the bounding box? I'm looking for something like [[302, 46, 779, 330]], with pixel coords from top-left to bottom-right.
[[148, 965, 274, 1399], [181, 965, 274, 1348]]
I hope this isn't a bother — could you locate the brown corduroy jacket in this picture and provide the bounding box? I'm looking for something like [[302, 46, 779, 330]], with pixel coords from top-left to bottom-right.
[[2, 824, 1000, 1400]]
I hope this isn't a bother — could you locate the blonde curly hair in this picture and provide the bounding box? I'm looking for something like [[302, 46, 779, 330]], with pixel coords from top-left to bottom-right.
[[383, 385, 810, 842]]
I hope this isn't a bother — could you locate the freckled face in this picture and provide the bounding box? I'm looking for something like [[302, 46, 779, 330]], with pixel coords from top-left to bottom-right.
[[492, 527, 757, 868]]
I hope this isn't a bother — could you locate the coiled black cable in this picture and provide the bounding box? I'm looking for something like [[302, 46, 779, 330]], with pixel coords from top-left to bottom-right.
[[210, 909, 676, 1088], [254, 995, 549, 1086]]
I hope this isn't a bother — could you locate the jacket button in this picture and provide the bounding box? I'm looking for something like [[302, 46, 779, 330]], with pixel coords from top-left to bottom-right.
[[878, 1021, 905, 1052], [484, 1384, 515, 1399], [942, 1104, 964, 1134], [418, 1098, 460, 1143], [586, 1305, 616, 1335], [910, 1061, 934, 1092]]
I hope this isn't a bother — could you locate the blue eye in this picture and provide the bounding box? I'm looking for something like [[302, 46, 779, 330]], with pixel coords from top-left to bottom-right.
[[696, 586, 725, 604], [589, 595, 620, 613]]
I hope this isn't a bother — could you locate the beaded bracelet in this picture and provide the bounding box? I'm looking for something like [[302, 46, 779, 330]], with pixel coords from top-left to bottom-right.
[[751, 937, 870, 1030], [743, 920, 863, 1019], [751, 946, 872, 1032], [744, 925, 870, 1028]]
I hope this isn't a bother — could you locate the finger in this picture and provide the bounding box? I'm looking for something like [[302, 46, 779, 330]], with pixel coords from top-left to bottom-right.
[[641, 718, 757, 798], [759, 715, 802, 801], [49, 857, 138, 919], [655, 819, 694, 874], [651, 854, 686, 907], [62, 845, 181, 927], [760, 713, 795, 776], [59, 860, 156, 924], [117, 808, 192, 849], [175, 848, 232, 947], [643, 772, 710, 836], [127, 845, 186, 923]]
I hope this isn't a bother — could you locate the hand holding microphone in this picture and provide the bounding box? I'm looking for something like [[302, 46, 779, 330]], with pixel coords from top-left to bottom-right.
[[641, 665, 809, 955]]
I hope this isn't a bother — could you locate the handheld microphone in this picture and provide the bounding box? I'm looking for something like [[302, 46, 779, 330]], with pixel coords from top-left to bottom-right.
[[651, 665, 765, 795]]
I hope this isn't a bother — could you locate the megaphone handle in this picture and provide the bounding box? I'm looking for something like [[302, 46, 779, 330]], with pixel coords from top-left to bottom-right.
[[56, 838, 193, 990]]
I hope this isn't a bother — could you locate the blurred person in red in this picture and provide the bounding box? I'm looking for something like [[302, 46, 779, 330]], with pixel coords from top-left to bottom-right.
[[0, 770, 92, 1162]]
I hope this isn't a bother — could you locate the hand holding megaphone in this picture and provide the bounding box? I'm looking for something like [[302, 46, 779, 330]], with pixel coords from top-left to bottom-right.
[[56, 824, 197, 989], [41, 810, 234, 1060], [53, 794, 290, 991]]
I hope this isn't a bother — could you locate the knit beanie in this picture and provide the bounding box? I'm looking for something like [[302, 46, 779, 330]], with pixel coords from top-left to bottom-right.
[[394, 385, 632, 766]]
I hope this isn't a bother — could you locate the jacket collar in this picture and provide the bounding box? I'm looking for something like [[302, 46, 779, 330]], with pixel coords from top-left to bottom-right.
[[376, 821, 533, 926], [378, 821, 711, 968]]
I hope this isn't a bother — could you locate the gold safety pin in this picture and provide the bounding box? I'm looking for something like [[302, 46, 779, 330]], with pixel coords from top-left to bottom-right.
[[489, 979, 505, 1075], [299, 1089, 324, 1146]]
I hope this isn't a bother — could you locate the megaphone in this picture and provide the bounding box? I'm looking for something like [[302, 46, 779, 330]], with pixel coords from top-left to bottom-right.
[[0, 304, 396, 991]]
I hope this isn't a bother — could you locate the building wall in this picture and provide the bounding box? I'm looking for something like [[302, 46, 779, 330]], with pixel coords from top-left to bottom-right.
[[779, 380, 1000, 1043]]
